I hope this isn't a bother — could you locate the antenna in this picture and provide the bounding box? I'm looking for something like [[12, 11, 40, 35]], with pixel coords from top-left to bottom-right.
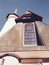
[[14, 9, 18, 14]]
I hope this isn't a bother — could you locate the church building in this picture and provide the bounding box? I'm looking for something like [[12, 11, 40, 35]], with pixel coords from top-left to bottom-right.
[[0, 10, 49, 65]]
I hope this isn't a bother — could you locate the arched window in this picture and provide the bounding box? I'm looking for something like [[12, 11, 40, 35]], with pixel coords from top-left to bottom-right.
[[0, 54, 22, 65], [24, 23, 37, 46]]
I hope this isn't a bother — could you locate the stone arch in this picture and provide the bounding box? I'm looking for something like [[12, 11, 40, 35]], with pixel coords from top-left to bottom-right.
[[0, 53, 22, 65], [0, 53, 20, 62]]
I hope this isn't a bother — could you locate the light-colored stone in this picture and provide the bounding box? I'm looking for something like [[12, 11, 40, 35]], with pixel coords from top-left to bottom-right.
[[35, 21, 49, 46]]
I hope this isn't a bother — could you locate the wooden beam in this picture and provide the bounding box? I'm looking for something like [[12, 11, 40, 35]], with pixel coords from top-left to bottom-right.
[[21, 58, 49, 64], [21, 59, 43, 64]]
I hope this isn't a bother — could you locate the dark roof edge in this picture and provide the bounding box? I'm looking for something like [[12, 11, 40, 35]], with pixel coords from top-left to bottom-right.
[[27, 10, 43, 18], [6, 13, 19, 18]]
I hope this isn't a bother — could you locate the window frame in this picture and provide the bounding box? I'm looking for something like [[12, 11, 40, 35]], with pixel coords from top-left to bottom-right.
[[23, 22, 37, 47]]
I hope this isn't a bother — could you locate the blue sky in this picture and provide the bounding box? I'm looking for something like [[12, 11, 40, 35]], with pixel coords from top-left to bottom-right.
[[0, 0, 49, 30]]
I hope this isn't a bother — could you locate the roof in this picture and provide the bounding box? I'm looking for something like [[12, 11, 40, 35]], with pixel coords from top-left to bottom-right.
[[15, 11, 43, 23], [0, 21, 49, 51], [35, 21, 49, 46], [0, 25, 20, 51]]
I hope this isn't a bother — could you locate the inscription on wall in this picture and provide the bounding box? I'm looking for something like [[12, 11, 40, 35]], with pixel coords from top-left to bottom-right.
[[24, 23, 37, 46]]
